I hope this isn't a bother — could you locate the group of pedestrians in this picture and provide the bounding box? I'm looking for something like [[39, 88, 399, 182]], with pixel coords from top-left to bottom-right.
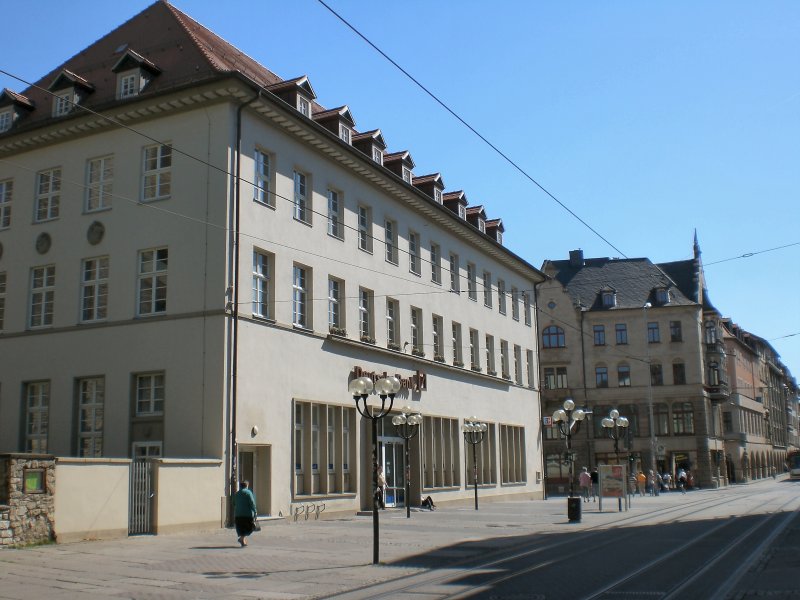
[[631, 468, 691, 496], [579, 466, 599, 502]]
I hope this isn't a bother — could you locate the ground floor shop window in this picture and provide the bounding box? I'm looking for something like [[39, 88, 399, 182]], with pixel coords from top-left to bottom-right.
[[293, 400, 355, 496], [546, 453, 568, 481], [422, 416, 461, 488], [500, 424, 526, 484], [465, 421, 496, 486]]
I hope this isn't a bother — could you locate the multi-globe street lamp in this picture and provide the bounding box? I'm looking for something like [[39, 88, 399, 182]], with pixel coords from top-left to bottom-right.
[[462, 416, 488, 510], [552, 397, 585, 522], [392, 406, 423, 519], [349, 375, 401, 565], [601, 408, 629, 511]]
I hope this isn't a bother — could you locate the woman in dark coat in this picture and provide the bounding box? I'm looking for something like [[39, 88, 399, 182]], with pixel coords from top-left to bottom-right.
[[233, 480, 257, 547]]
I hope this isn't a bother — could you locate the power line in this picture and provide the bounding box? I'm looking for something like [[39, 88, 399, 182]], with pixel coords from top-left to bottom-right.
[[314, 0, 628, 259], [703, 241, 800, 266]]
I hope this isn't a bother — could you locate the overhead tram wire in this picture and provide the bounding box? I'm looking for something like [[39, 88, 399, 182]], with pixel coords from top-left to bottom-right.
[[315, 0, 628, 260], [703, 241, 800, 266]]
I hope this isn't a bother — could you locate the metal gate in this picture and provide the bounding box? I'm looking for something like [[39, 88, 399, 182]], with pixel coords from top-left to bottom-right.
[[129, 459, 154, 535]]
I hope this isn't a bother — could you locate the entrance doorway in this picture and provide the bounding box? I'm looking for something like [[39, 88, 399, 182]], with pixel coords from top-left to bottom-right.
[[238, 445, 271, 517], [380, 439, 406, 508]]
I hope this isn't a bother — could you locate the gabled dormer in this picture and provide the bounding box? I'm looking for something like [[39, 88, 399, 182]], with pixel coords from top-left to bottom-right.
[[442, 190, 468, 220], [111, 48, 161, 99], [265, 76, 317, 117], [352, 129, 387, 165], [466, 205, 487, 232], [383, 151, 415, 183], [599, 286, 617, 308], [412, 173, 445, 204], [48, 69, 94, 117], [313, 105, 356, 144], [653, 286, 672, 305], [0, 89, 34, 133], [486, 218, 504, 244]]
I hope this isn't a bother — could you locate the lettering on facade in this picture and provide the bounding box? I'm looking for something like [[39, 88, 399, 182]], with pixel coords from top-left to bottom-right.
[[350, 366, 427, 393]]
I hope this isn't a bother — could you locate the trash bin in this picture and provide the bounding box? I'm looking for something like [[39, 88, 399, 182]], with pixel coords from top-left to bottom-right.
[[567, 496, 581, 522]]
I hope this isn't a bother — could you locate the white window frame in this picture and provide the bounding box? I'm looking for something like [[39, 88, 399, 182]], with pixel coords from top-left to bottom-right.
[[328, 277, 342, 330], [409, 231, 420, 275], [141, 143, 172, 202], [386, 298, 399, 346], [137, 247, 168, 316], [511, 287, 520, 321], [359, 287, 373, 340], [254, 149, 273, 207], [449, 253, 460, 293], [252, 250, 272, 319], [118, 72, 139, 99], [372, 147, 383, 164], [498, 279, 507, 315], [30, 265, 55, 328], [523, 292, 532, 326], [430, 243, 441, 284], [452, 322, 463, 366], [458, 204, 466, 219], [434, 188, 443, 204], [358, 205, 372, 252], [78, 377, 104, 457], [486, 334, 496, 374], [86, 155, 114, 212], [410, 307, 423, 354], [0, 109, 11, 133], [298, 96, 310, 117], [81, 256, 109, 323], [293, 170, 310, 224], [0, 178, 12, 229], [500, 340, 510, 378], [433, 315, 444, 359], [292, 264, 309, 329], [385, 219, 398, 264], [25, 381, 50, 453], [339, 124, 351, 144], [514, 344, 523, 384], [53, 90, 73, 117], [402, 167, 412, 183], [467, 263, 477, 301], [135, 372, 164, 416], [327, 189, 343, 239], [483, 271, 492, 307], [132, 442, 162, 458], [469, 328, 480, 369], [35, 168, 61, 222]]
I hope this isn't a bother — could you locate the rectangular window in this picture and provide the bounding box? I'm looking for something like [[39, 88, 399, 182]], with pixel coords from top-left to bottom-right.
[[0, 179, 13, 228], [723, 412, 733, 434], [434, 188, 443, 204], [673, 362, 686, 385], [647, 322, 660, 343], [252, 250, 273, 319], [293, 170, 310, 223], [593, 325, 606, 345], [615, 323, 628, 345], [358, 205, 372, 252], [54, 91, 72, 116], [486, 334, 496, 374], [328, 277, 343, 331], [0, 110, 11, 133], [430, 243, 441, 284], [523, 292, 532, 326], [433, 315, 444, 360], [254, 150, 273, 206], [500, 340, 509, 378], [556, 367, 568, 388], [670, 320, 683, 342], [295, 404, 304, 475], [81, 256, 109, 322], [511, 288, 520, 321], [402, 167, 412, 183], [25, 381, 50, 452], [514, 345, 523, 384], [408, 231, 421, 275], [294, 401, 356, 495], [498, 279, 507, 314], [327, 189, 343, 238], [469, 328, 480, 369], [465, 420, 496, 486], [292, 264, 310, 328], [385, 219, 398, 264], [311, 405, 320, 472], [142, 143, 172, 201], [386, 298, 399, 347], [500, 425, 526, 484], [449, 253, 460, 293], [119, 73, 138, 98], [77, 377, 104, 457], [526, 350, 534, 388], [132, 442, 162, 458], [372, 147, 383, 164], [422, 416, 461, 489], [596, 366, 608, 388], [298, 97, 310, 116], [618, 365, 631, 387], [0, 271, 5, 331], [35, 168, 61, 222], [483, 271, 492, 307], [136, 372, 164, 416], [30, 265, 55, 328], [410, 307, 423, 355], [452, 322, 463, 366], [137, 247, 168, 316], [339, 125, 350, 144], [651, 363, 664, 386], [86, 155, 113, 212], [359, 288, 374, 341], [467, 263, 477, 301]]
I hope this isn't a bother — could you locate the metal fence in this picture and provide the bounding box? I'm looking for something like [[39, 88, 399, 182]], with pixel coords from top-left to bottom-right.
[[128, 459, 154, 535]]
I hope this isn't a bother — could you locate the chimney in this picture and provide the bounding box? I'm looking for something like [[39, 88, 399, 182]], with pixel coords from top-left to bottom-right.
[[569, 249, 584, 267]]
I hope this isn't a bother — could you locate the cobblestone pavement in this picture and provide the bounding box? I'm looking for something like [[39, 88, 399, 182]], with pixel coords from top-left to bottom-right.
[[1, 477, 797, 599]]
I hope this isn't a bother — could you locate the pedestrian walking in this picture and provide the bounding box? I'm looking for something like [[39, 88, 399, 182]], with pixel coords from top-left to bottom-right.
[[636, 470, 646, 496], [590, 467, 599, 502], [376, 465, 387, 509], [677, 468, 687, 494], [579, 467, 591, 502], [233, 480, 257, 547]]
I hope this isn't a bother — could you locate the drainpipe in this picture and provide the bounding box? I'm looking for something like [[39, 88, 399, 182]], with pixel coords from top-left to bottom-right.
[[533, 280, 546, 500], [228, 93, 259, 524]]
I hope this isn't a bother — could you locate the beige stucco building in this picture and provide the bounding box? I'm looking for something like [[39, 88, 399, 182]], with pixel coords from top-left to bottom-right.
[[0, 1, 546, 528]]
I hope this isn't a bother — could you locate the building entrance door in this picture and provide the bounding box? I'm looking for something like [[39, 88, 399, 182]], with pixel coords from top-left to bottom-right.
[[380, 439, 406, 508], [238, 445, 271, 517]]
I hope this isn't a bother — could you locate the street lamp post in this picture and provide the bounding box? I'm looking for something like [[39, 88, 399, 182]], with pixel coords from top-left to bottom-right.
[[462, 416, 488, 510], [392, 406, 422, 519], [601, 408, 629, 511], [552, 398, 585, 522], [349, 375, 401, 565]]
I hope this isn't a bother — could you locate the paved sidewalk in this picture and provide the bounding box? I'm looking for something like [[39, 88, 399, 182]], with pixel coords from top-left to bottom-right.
[[0, 480, 790, 600]]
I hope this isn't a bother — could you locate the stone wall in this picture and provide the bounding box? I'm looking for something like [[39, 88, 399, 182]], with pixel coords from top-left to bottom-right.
[[0, 454, 56, 547]]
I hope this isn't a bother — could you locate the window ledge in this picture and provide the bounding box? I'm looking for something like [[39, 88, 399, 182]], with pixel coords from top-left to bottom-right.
[[292, 217, 313, 228], [327, 232, 344, 242], [254, 199, 276, 210]]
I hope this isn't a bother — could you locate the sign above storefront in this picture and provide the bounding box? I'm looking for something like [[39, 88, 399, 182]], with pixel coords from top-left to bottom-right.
[[350, 366, 427, 392]]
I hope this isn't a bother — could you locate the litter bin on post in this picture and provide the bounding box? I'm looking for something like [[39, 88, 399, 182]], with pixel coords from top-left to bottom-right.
[[567, 496, 581, 522]]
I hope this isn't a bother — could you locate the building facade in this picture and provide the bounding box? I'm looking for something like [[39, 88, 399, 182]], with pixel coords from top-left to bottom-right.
[[537, 245, 732, 492], [0, 1, 545, 521]]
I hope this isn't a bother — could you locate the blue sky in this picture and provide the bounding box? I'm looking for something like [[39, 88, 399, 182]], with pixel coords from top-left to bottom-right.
[[2, 1, 798, 374]]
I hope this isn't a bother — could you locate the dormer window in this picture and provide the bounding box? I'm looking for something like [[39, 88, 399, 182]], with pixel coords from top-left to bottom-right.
[[0, 110, 11, 133], [478, 218, 486, 233], [434, 188, 443, 204], [118, 72, 139, 99], [112, 50, 159, 101], [339, 124, 351, 144], [655, 288, 670, 304], [372, 147, 383, 164], [53, 91, 74, 117], [458, 204, 466, 219], [496, 230, 503, 244], [298, 96, 310, 116], [402, 167, 412, 183], [602, 291, 616, 307]]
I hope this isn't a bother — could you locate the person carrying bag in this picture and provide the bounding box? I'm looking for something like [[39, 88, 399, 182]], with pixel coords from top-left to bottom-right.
[[233, 480, 258, 547]]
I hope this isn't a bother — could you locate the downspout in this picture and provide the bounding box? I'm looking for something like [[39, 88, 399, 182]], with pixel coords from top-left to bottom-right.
[[228, 93, 259, 522], [533, 279, 546, 500]]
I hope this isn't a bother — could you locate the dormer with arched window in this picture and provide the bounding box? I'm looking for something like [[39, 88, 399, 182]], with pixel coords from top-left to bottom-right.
[[599, 286, 617, 308], [48, 70, 94, 117], [111, 48, 161, 100]]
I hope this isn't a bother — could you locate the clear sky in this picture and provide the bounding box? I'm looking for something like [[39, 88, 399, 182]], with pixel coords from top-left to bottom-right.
[[2, 1, 798, 375]]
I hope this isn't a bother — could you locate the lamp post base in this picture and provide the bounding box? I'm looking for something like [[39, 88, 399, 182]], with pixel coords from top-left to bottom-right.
[[567, 496, 582, 522]]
